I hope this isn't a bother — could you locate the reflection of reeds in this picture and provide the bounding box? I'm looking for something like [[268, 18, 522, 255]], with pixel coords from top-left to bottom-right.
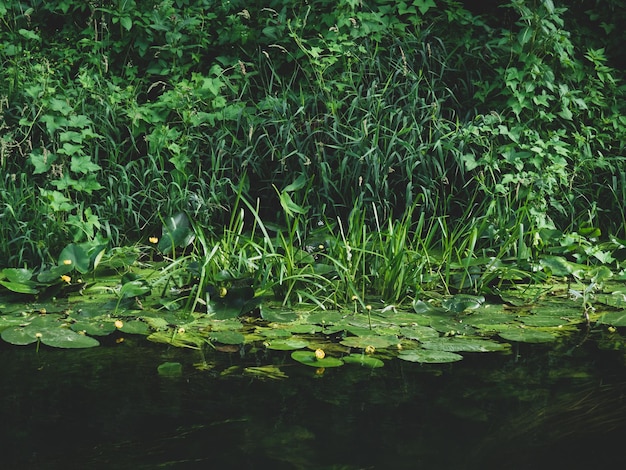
[[474, 379, 626, 466], [507, 381, 626, 442]]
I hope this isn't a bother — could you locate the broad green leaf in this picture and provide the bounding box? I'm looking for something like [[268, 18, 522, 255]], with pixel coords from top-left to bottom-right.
[[39, 327, 100, 348], [158, 212, 194, 253], [157, 362, 182, 377], [70, 155, 102, 173], [598, 312, 626, 327], [2, 268, 33, 283], [442, 294, 485, 313], [119, 280, 151, 299], [499, 329, 556, 343], [421, 337, 509, 353], [397, 350, 463, 364], [265, 338, 309, 350], [278, 190, 307, 217], [1, 326, 39, 345], [59, 244, 91, 274], [0, 281, 38, 295], [209, 330, 245, 345], [340, 335, 398, 349], [70, 321, 116, 336], [291, 350, 343, 368]]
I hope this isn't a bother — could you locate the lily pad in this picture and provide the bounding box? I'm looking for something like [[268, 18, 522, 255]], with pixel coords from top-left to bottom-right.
[[261, 308, 297, 323], [399, 325, 440, 340], [442, 294, 485, 313], [1, 325, 40, 345], [498, 328, 557, 343], [118, 320, 151, 335], [598, 311, 626, 327], [70, 321, 117, 336], [209, 330, 245, 345], [38, 327, 100, 348], [306, 311, 344, 325], [265, 338, 310, 350], [291, 350, 344, 368], [421, 337, 509, 353], [157, 361, 183, 377], [397, 350, 464, 363], [340, 335, 398, 349], [342, 354, 385, 368]]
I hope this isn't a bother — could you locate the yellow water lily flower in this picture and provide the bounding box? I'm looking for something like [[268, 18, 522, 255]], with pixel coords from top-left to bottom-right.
[[60, 275, 71, 284], [364, 345, 376, 355], [62, 259, 72, 265], [114, 320, 124, 329], [149, 237, 159, 244], [314, 348, 325, 360]]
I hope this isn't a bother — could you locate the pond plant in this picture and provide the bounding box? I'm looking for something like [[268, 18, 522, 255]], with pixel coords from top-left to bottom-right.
[[1, 1, 626, 374]]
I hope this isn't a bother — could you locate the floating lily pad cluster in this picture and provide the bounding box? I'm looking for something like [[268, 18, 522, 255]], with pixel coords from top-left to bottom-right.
[[2, 276, 619, 372]]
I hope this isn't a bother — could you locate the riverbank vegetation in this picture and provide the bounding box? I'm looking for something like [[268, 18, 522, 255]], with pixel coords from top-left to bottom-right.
[[1, 1, 626, 362]]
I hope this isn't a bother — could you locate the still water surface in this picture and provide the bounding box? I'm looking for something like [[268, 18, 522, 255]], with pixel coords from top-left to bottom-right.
[[1, 335, 625, 469]]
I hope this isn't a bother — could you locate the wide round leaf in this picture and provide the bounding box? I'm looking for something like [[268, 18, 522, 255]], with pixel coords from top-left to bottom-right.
[[1, 326, 39, 345], [498, 329, 556, 343], [39, 327, 100, 348], [340, 335, 398, 349], [291, 350, 343, 368], [70, 321, 117, 336], [265, 338, 310, 350], [397, 350, 463, 363], [209, 330, 245, 345], [157, 361, 183, 377], [421, 337, 509, 353]]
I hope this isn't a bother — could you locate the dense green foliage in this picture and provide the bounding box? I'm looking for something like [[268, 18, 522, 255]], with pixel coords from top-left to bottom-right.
[[1, 1, 625, 306]]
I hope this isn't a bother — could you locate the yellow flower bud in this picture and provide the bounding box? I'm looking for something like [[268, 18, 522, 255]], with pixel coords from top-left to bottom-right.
[[114, 320, 124, 329], [314, 348, 325, 360], [149, 237, 159, 244]]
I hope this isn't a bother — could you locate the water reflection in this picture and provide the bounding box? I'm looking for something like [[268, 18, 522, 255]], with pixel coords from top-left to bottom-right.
[[1, 335, 625, 469]]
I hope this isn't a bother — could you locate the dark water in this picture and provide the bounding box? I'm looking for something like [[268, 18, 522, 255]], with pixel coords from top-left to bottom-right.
[[1, 334, 625, 470]]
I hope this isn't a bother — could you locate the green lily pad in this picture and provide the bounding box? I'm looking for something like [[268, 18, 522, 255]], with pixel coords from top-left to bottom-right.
[[291, 350, 344, 367], [0, 281, 39, 295], [37, 264, 74, 283], [38, 327, 100, 348], [2, 268, 34, 283], [209, 330, 245, 345], [70, 321, 117, 336], [397, 350, 464, 363], [518, 316, 568, 327], [1, 325, 39, 345], [498, 328, 557, 343], [421, 337, 509, 353], [306, 311, 344, 325], [261, 307, 298, 323], [265, 338, 310, 350], [118, 320, 150, 335], [399, 325, 440, 340], [598, 311, 626, 327], [442, 294, 485, 313], [342, 354, 385, 368], [59, 243, 91, 274], [340, 335, 398, 349], [157, 361, 183, 377], [147, 330, 204, 349]]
